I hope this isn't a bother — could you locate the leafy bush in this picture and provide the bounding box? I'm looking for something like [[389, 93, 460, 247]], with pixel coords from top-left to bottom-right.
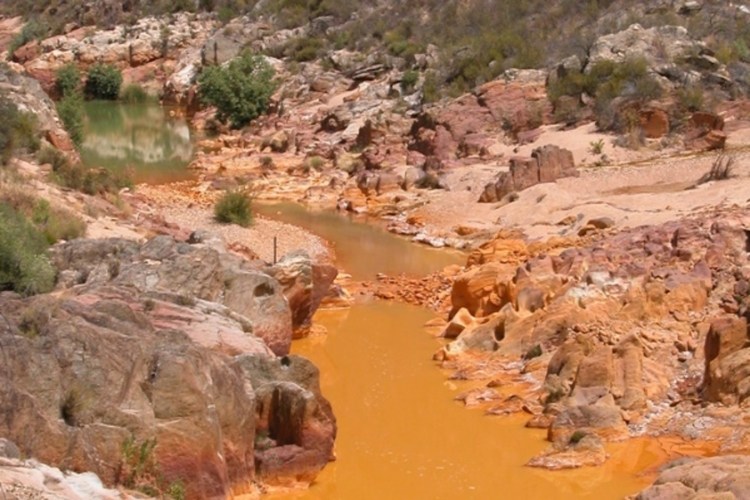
[[198, 51, 276, 129], [55, 63, 80, 98], [120, 84, 150, 103], [57, 94, 85, 147], [0, 98, 39, 164], [85, 64, 123, 100], [214, 190, 253, 227], [0, 203, 55, 296]]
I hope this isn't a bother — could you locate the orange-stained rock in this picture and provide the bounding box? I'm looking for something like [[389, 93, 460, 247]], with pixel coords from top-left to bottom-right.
[[639, 107, 670, 138]]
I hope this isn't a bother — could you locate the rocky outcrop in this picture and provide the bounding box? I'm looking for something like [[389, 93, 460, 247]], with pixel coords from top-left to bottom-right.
[[50, 236, 296, 356], [0, 235, 336, 496], [438, 210, 750, 468], [0, 64, 77, 156], [635, 456, 750, 499], [479, 145, 576, 203], [409, 69, 551, 162]]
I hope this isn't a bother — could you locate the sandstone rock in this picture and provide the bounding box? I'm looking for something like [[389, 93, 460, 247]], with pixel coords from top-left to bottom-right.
[[442, 307, 476, 339], [704, 316, 750, 404], [479, 145, 576, 202], [235, 355, 336, 485], [270, 251, 338, 339], [636, 456, 750, 499], [639, 107, 670, 138]]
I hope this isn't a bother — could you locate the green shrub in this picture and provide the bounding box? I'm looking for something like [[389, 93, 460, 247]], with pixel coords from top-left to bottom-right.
[[55, 63, 81, 98], [198, 51, 276, 129], [85, 64, 123, 100], [589, 139, 605, 155], [56, 94, 85, 147], [214, 190, 253, 227], [569, 430, 587, 445], [120, 84, 150, 104], [286, 36, 324, 62], [0, 203, 55, 296], [0, 98, 39, 164], [306, 155, 325, 170], [401, 69, 419, 93], [523, 344, 543, 360]]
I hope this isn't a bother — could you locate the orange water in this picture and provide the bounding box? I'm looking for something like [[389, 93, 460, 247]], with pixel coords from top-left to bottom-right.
[[262, 205, 681, 499]]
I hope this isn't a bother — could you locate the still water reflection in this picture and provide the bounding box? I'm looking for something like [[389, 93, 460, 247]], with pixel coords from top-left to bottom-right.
[[81, 101, 194, 184]]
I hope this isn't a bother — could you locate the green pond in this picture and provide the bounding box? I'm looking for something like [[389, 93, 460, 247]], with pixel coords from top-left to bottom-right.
[[81, 101, 194, 184]]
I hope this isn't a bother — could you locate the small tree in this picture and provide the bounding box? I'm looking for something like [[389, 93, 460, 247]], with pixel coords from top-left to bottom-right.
[[55, 64, 81, 98], [85, 64, 123, 100], [198, 51, 276, 129]]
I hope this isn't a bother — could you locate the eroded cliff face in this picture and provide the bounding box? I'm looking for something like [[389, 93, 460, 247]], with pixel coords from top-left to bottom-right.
[[437, 209, 750, 469], [0, 236, 336, 496]]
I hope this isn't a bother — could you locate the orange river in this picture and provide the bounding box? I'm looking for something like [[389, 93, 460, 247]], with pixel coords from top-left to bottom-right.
[[256, 203, 704, 500]]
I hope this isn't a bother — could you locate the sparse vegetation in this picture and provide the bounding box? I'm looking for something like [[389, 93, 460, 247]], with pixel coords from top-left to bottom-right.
[[57, 94, 85, 147], [85, 64, 123, 100], [214, 190, 253, 227], [198, 51, 276, 129], [569, 430, 587, 445], [0, 203, 56, 296], [589, 139, 605, 155], [698, 154, 735, 184], [8, 20, 47, 56], [549, 57, 662, 132], [0, 98, 40, 164], [120, 84, 151, 103], [523, 344, 543, 360], [40, 146, 133, 195], [31, 198, 86, 243]]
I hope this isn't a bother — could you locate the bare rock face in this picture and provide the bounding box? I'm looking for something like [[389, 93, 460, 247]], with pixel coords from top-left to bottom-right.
[[0, 235, 337, 496], [479, 145, 576, 203], [50, 236, 297, 356], [635, 456, 750, 499]]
